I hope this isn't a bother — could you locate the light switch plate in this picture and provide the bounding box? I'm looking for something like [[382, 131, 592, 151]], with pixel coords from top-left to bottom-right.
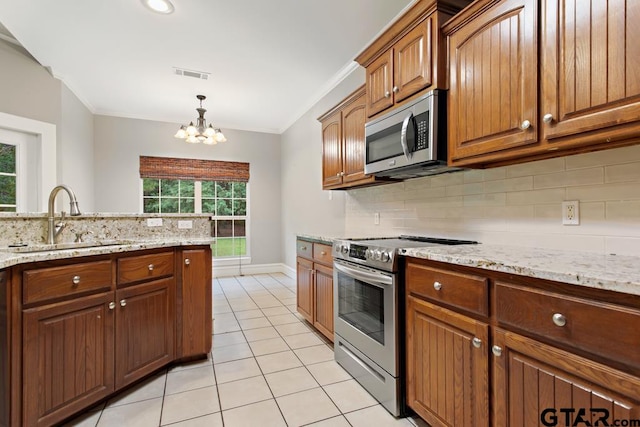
[[178, 220, 193, 229], [147, 218, 163, 227]]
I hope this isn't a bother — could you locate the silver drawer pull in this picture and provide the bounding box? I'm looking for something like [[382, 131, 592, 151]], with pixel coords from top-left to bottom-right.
[[300, 246, 307, 251], [148, 264, 154, 271], [492, 345, 502, 357], [120, 299, 127, 307], [185, 258, 191, 265], [108, 302, 116, 310], [521, 119, 531, 130], [72, 275, 81, 285], [320, 251, 326, 256], [552, 313, 567, 327], [472, 337, 482, 348], [433, 281, 442, 291]]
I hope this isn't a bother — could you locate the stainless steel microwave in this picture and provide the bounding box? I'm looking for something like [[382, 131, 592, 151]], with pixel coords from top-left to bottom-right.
[[364, 90, 461, 179]]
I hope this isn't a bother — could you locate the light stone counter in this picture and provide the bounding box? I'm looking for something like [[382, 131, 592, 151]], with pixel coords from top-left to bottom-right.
[[402, 244, 640, 296], [0, 238, 215, 269]]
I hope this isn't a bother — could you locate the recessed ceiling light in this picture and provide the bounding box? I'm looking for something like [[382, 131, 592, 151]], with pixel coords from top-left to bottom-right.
[[141, 0, 174, 14]]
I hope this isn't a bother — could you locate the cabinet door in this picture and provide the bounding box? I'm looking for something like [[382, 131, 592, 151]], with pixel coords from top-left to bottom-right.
[[366, 50, 394, 117], [321, 110, 343, 189], [394, 17, 433, 103], [296, 257, 314, 323], [448, 0, 538, 164], [406, 296, 489, 427], [341, 93, 368, 185], [492, 328, 640, 427], [541, 0, 640, 146], [313, 263, 333, 342], [178, 248, 212, 358], [23, 292, 114, 427], [115, 278, 174, 389]]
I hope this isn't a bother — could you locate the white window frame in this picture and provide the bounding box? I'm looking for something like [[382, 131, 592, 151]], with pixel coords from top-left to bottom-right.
[[0, 135, 28, 211]]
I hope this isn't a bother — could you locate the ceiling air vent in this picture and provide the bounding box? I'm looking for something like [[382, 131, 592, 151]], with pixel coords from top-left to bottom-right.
[[173, 68, 210, 80]]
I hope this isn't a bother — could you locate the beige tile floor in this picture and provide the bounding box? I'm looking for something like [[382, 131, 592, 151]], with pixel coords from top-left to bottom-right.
[[65, 273, 425, 427]]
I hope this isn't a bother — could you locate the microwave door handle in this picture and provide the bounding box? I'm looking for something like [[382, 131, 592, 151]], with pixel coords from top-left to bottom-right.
[[400, 112, 414, 160]]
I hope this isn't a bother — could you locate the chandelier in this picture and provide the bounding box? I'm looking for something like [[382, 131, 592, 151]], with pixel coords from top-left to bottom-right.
[[174, 95, 227, 144]]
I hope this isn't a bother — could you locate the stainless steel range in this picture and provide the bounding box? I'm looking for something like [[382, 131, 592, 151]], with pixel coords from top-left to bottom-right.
[[332, 235, 477, 416]]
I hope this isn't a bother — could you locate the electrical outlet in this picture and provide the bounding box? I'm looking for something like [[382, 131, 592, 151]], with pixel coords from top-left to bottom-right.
[[374, 212, 380, 225], [178, 220, 193, 229], [147, 218, 163, 227], [562, 201, 580, 225]]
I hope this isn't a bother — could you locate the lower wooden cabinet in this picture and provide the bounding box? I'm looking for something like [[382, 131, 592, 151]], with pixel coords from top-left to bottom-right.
[[1, 245, 212, 427], [406, 290, 489, 427], [22, 292, 115, 427], [296, 239, 333, 341], [493, 328, 640, 426]]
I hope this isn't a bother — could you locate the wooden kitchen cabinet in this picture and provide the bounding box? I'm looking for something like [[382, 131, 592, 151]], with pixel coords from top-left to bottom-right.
[[445, 0, 640, 167], [405, 261, 489, 427], [1, 245, 211, 427], [318, 86, 383, 190], [295, 239, 334, 341], [22, 292, 115, 427], [356, 0, 469, 119]]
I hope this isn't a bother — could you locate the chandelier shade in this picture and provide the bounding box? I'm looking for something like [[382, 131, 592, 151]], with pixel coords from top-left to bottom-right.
[[175, 95, 226, 145]]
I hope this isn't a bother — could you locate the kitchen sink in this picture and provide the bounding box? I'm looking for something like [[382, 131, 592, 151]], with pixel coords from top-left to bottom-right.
[[0, 240, 134, 253]]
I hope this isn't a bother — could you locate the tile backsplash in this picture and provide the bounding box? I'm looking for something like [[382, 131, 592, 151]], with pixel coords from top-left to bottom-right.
[[345, 145, 640, 256]]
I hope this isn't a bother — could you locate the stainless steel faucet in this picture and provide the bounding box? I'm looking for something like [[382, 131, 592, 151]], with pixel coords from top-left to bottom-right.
[[47, 185, 81, 244]]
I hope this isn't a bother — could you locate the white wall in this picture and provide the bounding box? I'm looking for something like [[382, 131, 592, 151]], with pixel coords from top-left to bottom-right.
[[280, 67, 366, 268], [93, 115, 282, 265]]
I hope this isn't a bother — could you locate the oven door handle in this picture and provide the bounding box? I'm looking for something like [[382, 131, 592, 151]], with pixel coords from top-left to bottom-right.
[[334, 262, 393, 287]]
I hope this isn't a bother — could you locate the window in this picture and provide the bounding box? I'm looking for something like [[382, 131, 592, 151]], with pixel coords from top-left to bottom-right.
[[139, 156, 250, 259], [0, 142, 18, 212]]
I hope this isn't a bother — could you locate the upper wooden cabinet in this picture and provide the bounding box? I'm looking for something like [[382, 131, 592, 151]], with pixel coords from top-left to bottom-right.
[[319, 86, 384, 190], [445, 0, 640, 167], [356, 0, 471, 119]]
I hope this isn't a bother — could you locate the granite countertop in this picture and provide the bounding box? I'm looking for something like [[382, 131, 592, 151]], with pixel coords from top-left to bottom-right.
[[0, 238, 215, 269], [403, 244, 640, 296]]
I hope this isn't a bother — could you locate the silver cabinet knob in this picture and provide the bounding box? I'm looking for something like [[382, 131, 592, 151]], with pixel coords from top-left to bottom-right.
[[300, 246, 307, 251], [384, 91, 391, 98], [72, 275, 81, 285], [148, 264, 154, 271], [185, 258, 191, 265], [472, 337, 482, 348], [392, 86, 399, 93], [543, 113, 554, 123], [492, 345, 503, 357], [120, 299, 127, 307], [521, 120, 532, 130], [433, 281, 442, 291], [108, 302, 116, 310], [336, 172, 340, 177], [320, 251, 326, 256], [552, 313, 567, 327]]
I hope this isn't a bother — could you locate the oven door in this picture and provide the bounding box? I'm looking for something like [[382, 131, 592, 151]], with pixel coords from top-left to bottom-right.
[[333, 259, 398, 376]]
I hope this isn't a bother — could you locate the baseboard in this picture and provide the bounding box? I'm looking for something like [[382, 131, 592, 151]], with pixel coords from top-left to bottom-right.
[[214, 262, 293, 278]]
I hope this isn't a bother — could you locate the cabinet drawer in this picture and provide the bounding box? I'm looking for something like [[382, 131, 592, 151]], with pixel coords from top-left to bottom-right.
[[24, 260, 112, 305], [313, 243, 333, 265], [296, 240, 313, 259], [495, 281, 640, 368], [406, 262, 488, 317], [117, 251, 174, 285]]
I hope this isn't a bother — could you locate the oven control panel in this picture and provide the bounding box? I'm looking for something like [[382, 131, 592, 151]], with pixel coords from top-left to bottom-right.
[[333, 241, 396, 272]]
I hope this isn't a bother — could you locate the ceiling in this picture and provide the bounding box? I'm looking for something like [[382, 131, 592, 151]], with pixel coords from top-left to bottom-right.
[[0, 0, 413, 134]]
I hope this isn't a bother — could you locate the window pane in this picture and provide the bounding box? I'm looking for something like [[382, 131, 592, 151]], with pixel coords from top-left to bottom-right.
[[143, 179, 159, 197], [234, 220, 246, 237], [0, 206, 16, 212], [233, 200, 246, 216], [0, 175, 16, 204], [233, 182, 246, 199], [202, 181, 215, 197], [202, 199, 215, 215], [0, 144, 16, 174], [143, 198, 159, 213], [214, 237, 246, 257], [216, 220, 233, 237], [161, 179, 179, 197], [180, 180, 195, 197], [160, 198, 179, 213], [216, 199, 232, 216], [216, 182, 232, 198], [180, 198, 194, 213]]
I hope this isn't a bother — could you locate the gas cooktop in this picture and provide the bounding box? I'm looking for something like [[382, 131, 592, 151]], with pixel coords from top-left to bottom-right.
[[333, 235, 478, 272]]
